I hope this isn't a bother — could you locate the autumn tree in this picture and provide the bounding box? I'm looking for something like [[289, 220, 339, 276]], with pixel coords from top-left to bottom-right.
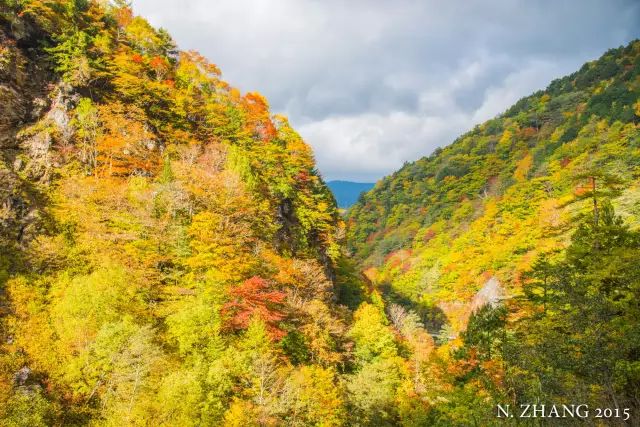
[[223, 277, 287, 339], [96, 102, 159, 176]]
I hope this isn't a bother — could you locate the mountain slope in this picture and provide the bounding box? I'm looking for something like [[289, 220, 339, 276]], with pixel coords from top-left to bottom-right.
[[344, 42, 640, 422], [1, 1, 639, 424], [327, 180, 375, 209], [0, 2, 354, 424], [0, 3, 450, 425], [348, 40, 640, 330]]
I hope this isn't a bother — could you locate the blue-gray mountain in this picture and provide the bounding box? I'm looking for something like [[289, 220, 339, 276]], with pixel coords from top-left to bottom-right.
[[327, 181, 375, 209]]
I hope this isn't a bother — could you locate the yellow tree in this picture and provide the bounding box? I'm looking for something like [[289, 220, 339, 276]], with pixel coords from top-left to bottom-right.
[[96, 102, 159, 176]]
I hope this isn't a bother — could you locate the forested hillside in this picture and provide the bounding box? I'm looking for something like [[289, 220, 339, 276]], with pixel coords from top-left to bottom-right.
[[0, 1, 357, 424], [347, 39, 640, 423], [349, 40, 640, 327], [2, 0, 640, 425], [0, 1, 483, 425]]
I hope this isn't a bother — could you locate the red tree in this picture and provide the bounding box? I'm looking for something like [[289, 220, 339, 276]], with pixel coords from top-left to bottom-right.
[[222, 276, 286, 339]]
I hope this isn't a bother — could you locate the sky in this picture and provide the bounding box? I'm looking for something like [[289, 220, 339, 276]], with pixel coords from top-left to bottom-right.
[[132, 0, 640, 182]]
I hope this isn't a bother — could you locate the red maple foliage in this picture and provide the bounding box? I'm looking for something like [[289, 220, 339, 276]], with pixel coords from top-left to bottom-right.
[[295, 170, 310, 183], [222, 276, 287, 339]]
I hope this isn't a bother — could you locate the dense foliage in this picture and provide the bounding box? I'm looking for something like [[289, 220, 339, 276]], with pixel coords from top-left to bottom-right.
[[348, 40, 640, 329], [0, 1, 447, 425], [346, 38, 640, 423], [1, 0, 639, 425]]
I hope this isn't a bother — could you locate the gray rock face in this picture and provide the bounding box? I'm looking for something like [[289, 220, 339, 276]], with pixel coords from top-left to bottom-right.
[[0, 34, 29, 149], [470, 276, 505, 312], [14, 366, 30, 385], [0, 84, 26, 148], [18, 86, 75, 180], [0, 25, 54, 252]]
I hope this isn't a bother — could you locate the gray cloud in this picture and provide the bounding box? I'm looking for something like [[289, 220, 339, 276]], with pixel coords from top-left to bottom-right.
[[133, 0, 640, 181]]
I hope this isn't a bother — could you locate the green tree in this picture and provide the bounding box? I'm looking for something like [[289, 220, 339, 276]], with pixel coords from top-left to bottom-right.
[[508, 201, 640, 416]]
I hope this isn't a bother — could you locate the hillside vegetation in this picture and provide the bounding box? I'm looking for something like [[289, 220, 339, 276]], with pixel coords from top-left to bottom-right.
[[0, 1, 476, 425], [349, 41, 640, 329], [346, 39, 640, 423], [1, 0, 640, 425], [0, 1, 356, 424]]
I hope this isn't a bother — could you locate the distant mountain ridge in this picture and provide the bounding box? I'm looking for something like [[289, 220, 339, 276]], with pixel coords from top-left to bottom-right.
[[327, 180, 375, 208]]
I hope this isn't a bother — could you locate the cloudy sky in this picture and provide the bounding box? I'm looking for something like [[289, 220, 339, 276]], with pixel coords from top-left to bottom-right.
[[133, 0, 640, 182]]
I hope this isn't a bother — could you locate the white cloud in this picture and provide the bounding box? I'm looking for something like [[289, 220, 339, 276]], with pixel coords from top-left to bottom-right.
[[131, 0, 640, 181], [299, 56, 568, 181], [471, 59, 563, 123], [301, 112, 469, 181]]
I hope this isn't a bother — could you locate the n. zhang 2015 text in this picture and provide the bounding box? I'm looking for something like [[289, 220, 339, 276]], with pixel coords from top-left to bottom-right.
[[496, 404, 630, 421]]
